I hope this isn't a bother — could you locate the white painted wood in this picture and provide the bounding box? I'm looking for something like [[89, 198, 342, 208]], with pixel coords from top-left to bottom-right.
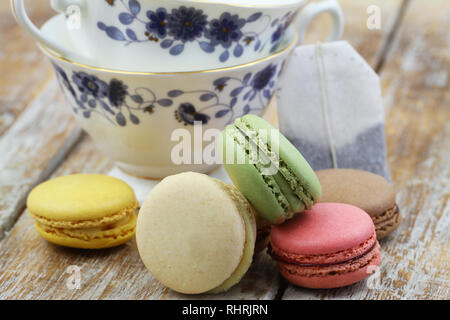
[[0, 79, 78, 239]]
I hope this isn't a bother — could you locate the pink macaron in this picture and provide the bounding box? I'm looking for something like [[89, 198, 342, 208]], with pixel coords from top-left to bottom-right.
[[269, 203, 381, 289]]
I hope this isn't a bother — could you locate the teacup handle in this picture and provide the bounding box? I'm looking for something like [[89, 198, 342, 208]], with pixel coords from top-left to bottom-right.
[[296, 0, 344, 44], [10, 0, 88, 62], [50, 0, 84, 13]]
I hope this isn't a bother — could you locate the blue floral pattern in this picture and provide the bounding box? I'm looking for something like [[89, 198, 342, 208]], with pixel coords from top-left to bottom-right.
[[53, 60, 286, 127], [146, 8, 168, 39], [269, 11, 297, 53], [73, 72, 109, 100], [167, 7, 208, 43], [205, 13, 246, 49], [176, 103, 211, 126], [97, 0, 294, 62]]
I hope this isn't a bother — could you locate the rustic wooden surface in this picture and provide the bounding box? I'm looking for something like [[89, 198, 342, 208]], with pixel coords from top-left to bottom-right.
[[0, 1, 82, 240], [0, 0, 448, 300]]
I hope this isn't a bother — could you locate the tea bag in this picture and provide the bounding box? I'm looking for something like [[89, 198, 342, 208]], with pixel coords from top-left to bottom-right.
[[276, 41, 391, 180]]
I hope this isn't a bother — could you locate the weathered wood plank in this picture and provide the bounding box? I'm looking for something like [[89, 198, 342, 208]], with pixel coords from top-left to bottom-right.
[[302, 0, 403, 68], [0, 3, 82, 239], [0, 135, 280, 300], [0, 136, 112, 299], [0, 0, 405, 300], [0, 78, 80, 240], [283, 0, 450, 299], [0, 1, 282, 298], [3, 0, 446, 300], [0, 3, 56, 136]]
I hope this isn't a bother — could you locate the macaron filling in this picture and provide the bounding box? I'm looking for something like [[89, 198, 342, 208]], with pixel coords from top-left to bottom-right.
[[35, 210, 137, 242], [372, 205, 401, 229], [29, 202, 139, 229], [227, 125, 291, 215], [234, 119, 314, 210], [269, 234, 380, 276], [278, 243, 381, 278], [277, 160, 314, 209]]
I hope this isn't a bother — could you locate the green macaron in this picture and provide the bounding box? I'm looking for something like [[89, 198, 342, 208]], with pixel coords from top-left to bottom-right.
[[221, 115, 321, 224]]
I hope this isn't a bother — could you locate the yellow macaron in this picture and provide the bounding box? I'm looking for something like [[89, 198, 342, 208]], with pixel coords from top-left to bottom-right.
[[27, 174, 138, 249]]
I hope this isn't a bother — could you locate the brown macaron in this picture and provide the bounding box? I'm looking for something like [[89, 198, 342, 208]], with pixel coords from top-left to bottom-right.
[[316, 169, 402, 239]]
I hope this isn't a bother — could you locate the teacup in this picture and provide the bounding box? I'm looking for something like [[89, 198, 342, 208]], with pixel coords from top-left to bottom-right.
[[12, 0, 343, 72], [40, 14, 298, 178]]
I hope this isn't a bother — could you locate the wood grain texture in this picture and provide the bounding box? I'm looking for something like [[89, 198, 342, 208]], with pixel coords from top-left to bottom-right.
[[0, 136, 280, 300], [380, 0, 449, 299], [283, 0, 450, 300], [303, 0, 403, 67], [0, 2, 55, 136], [0, 0, 448, 300], [0, 78, 80, 239], [0, 3, 81, 239], [0, 0, 282, 299], [0, 0, 406, 300]]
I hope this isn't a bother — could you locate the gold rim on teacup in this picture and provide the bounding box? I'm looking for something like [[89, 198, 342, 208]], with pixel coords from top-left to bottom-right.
[[39, 30, 299, 76]]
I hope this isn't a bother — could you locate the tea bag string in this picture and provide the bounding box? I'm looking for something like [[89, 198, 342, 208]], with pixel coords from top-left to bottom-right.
[[315, 42, 338, 169]]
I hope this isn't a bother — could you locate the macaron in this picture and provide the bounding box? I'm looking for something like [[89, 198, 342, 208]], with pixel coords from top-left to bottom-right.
[[269, 203, 381, 289], [221, 115, 322, 224], [136, 172, 256, 294], [27, 174, 138, 249], [254, 214, 272, 254], [316, 169, 401, 239]]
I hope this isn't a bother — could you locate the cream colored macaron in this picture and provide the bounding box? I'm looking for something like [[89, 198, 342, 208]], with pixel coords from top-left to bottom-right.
[[136, 172, 256, 294]]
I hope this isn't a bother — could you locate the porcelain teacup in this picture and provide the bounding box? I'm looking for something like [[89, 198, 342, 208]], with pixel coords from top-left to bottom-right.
[[40, 14, 299, 178], [12, 0, 343, 72]]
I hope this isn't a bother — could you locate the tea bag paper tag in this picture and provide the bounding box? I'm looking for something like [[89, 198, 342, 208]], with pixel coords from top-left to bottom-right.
[[276, 41, 391, 179]]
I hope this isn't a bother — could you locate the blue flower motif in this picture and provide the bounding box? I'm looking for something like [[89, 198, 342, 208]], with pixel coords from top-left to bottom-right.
[[214, 77, 229, 92], [205, 12, 246, 49], [167, 6, 207, 42], [53, 64, 76, 98], [176, 103, 210, 125], [54, 57, 285, 127], [236, 64, 278, 102], [72, 72, 109, 99], [108, 79, 128, 107], [271, 11, 295, 49], [97, 3, 288, 64], [146, 8, 168, 38], [271, 26, 283, 44], [252, 64, 277, 91]]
